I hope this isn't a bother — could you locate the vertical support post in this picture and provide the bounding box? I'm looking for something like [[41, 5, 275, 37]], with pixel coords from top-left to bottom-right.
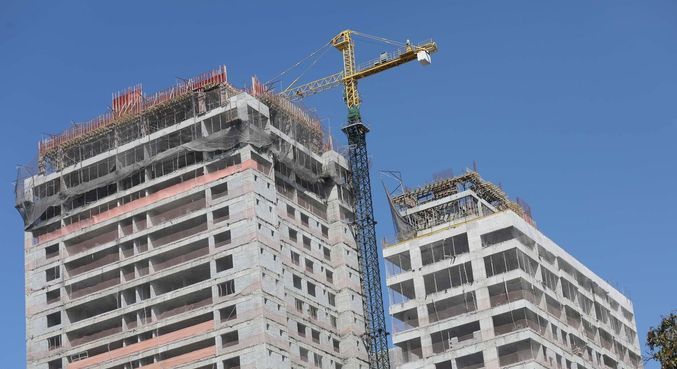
[[331, 30, 362, 122], [342, 121, 390, 369]]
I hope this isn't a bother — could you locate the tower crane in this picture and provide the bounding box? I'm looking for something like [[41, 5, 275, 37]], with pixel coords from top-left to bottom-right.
[[276, 30, 438, 369]]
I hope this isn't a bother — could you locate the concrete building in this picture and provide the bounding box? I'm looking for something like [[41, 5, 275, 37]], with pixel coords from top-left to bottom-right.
[[17, 68, 368, 369], [384, 172, 642, 369]]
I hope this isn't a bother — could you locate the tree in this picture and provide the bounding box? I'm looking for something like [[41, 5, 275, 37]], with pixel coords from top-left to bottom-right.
[[647, 312, 676, 369]]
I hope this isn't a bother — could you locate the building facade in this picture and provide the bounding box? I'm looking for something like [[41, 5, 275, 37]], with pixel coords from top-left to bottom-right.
[[384, 173, 642, 369], [18, 70, 368, 369]]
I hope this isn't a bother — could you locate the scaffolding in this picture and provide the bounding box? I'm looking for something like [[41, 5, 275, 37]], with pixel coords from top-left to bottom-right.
[[387, 170, 536, 240], [16, 66, 339, 236], [38, 66, 230, 167]]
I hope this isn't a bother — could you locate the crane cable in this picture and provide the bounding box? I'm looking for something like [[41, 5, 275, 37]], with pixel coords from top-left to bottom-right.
[[351, 31, 407, 48], [283, 45, 332, 93], [266, 42, 331, 90], [352, 30, 429, 52]]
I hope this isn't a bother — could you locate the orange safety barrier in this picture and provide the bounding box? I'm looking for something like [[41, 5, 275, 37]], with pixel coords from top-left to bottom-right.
[[39, 66, 228, 157], [36, 159, 258, 246], [67, 320, 214, 369]]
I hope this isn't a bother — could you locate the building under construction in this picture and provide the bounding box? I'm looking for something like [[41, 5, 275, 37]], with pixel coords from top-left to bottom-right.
[[383, 172, 643, 369], [15, 36, 643, 369], [17, 66, 369, 369]]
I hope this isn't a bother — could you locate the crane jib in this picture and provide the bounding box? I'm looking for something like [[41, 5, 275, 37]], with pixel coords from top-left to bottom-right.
[[279, 37, 437, 102]]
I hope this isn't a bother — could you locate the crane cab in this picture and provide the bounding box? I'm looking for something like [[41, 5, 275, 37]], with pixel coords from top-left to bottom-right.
[[377, 52, 388, 65]]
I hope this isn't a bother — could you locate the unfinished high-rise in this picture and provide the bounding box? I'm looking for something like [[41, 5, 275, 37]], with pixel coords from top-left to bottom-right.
[[384, 172, 642, 369], [17, 67, 368, 369]]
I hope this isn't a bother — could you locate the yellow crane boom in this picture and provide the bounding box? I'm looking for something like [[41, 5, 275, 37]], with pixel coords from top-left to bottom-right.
[[280, 30, 438, 121]]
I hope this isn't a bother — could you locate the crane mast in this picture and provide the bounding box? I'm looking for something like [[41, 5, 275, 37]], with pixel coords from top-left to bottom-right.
[[343, 120, 388, 368], [337, 30, 388, 369], [278, 30, 437, 369], [331, 30, 362, 121]]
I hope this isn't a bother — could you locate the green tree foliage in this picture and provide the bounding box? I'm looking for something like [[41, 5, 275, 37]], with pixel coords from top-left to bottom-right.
[[647, 312, 676, 369]]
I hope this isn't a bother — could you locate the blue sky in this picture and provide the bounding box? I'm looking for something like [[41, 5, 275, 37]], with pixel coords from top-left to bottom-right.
[[1, 1, 675, 368]]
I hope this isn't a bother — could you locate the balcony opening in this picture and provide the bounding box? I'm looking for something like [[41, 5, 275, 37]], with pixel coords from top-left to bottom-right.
[[423, 261, 473, 295], [388, 279, 415, 305], [420, 233, 469, 266], [430, 321, 481, 353], [222, 356, 240, 369], [153, 263, 211, 295], [488, 278, 542, 307], [218, 280, 235, 296], [45, 244, 59, 259], [427, 291, 477, 323], [392, 307, 419, 333], [497, 339, 539, 367], [155, 288, 212, 320], [484, 247, 538, 277], [150, 215, 207, 248], [385, 251, 411, 277], [481, 226, 535, 248], [220, 305, 237, 322], [214, 230, 232, 248], [216, 254, 234, 272], [211, 182, 229, 200], [456, 351, 485, 369], [66, 316, 121, 346], [47, 335, 62, 350], [394, 338, 422, 364], [47, 312, 61, 327], [152, 238, 209, 272], [492, 307, 547, 336], [221, 331, 239, 348], [213, 206, 230, 224]]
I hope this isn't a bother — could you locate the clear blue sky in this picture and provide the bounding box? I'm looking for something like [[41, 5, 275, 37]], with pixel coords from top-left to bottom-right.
[[1, 1, 675, 368]]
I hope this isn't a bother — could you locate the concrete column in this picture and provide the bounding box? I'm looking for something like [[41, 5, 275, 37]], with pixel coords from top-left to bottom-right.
[[483, 345, 500, 369], [475, 285, 491, 311], [479, 315, 495, 341], [420, 333, 434, 359]]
